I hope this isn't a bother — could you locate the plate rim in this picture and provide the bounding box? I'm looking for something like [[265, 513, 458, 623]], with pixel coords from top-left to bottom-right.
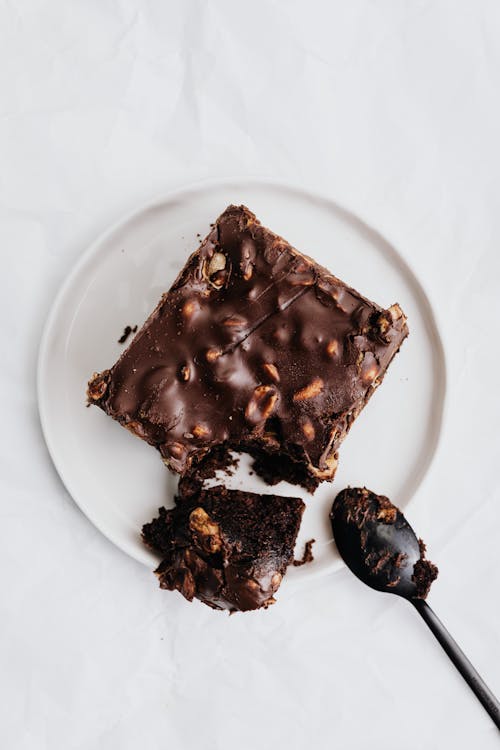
[[37, 175, 448, 575]]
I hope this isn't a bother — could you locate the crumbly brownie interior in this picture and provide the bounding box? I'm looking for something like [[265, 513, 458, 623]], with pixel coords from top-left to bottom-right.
[[413, 539, 439, 598], [88, 204, 408, 491], [142, 485, 305, 612]]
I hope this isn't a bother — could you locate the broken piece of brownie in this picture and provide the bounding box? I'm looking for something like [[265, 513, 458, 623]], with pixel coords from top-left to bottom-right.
[[142, 485, 305, 612], [88, 205, 408, 490]]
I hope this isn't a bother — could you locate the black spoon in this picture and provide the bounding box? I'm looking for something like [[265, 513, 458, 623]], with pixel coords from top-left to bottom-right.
[[330, 487, 500, 730]]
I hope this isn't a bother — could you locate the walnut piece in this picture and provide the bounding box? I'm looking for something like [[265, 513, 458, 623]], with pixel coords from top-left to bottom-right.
[[293, 377, 324, 402], [189, 507, 222, 553]]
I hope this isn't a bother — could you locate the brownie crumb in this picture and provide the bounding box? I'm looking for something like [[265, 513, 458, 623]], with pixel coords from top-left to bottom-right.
[[412, 557, 439, 598], [118, 324, 137, 344], [251, 450, 321, 493], [177, 445, 240, 499], [293, 539, 315, 566]]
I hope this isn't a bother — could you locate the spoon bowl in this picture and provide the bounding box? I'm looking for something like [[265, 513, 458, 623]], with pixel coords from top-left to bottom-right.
[[330, 487, 424, 599]]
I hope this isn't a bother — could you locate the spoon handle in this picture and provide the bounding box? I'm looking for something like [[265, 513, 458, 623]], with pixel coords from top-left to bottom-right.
[[412, 599, 500, 729]]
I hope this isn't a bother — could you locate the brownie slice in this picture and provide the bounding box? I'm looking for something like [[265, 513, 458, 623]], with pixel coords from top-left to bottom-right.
[[142, 486, 305, 612], [88, 205, 408, 490]]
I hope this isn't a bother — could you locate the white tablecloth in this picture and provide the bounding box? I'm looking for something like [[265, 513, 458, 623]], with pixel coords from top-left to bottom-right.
[[2, 2, 500, 748]]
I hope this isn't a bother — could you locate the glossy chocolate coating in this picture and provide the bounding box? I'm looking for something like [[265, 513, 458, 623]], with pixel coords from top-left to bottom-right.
[[88, 205, 408, 488], [142, 486, 305, 612]]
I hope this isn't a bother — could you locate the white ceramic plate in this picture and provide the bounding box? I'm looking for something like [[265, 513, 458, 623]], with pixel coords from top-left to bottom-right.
[[38, 179, 446, 586]]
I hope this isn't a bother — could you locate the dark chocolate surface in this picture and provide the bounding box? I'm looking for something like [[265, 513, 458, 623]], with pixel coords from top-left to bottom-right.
[[331, 487, 438, 598], [88, 205, 408, 489], [142, 486, 305, 612]]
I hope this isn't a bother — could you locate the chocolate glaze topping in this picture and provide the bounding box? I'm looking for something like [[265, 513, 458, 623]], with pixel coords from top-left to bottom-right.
[[88, 205, 408, 490], [142, 486, 305, 612]]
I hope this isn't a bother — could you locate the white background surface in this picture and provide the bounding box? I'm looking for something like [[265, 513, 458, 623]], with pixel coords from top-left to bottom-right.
[[2, 1, 500, 748]]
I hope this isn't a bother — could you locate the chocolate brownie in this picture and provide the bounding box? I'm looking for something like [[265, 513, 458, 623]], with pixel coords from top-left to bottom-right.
[[88, 205, 408, 490], [142, 486, 305, 612]]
